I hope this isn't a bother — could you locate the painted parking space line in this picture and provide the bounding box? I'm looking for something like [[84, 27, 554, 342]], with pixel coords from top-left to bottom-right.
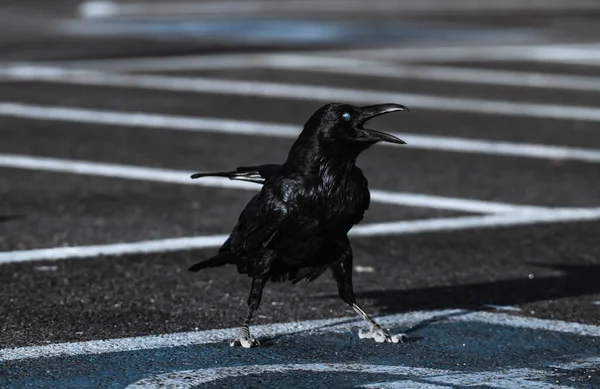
[[2, 309, 599, 361], [0, 234, 229, 265], [350, 208, 600, 236], [42, 43, 600, 72], [126, 363, 585, 389], [39, 53, 362, 72], [42, 53, 279, 72], [62, 53, 600, 92], [264, 58, 600, 92], [76, 0, 434, 19], [323, 42, 600, 66], [6, 67, 600, 122], [2, 153, 600, 266], [2, 102, 600, 163], [0, 153, 548, 214], [79, 0, 600, 19], [1, 310, 598, 388], [2, 208, 600, 265]]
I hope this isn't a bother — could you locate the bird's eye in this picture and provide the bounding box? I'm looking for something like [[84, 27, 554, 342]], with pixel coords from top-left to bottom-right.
[[341, 112, 351, 122]]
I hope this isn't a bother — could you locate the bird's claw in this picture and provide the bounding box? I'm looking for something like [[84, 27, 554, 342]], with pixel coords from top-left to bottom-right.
[[229, 333, 260, 348], [358, 325, 408, 344]]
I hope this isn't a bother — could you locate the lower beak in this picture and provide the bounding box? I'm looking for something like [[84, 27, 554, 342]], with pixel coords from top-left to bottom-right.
[[358, 128, 406, 144], [356, 103, 409, 145]]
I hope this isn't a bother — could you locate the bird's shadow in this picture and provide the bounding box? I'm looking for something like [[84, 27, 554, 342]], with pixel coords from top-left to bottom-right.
[[313, 262, 600, 339], [350, 263, 600, 313], [236, 263, 600, 347]]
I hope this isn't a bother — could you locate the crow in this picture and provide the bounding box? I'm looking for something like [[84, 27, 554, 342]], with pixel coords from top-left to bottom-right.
[[189, 103, 408, 348]]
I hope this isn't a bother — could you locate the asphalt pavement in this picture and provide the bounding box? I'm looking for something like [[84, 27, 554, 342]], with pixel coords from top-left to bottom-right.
[[0, 1, 599, 388]]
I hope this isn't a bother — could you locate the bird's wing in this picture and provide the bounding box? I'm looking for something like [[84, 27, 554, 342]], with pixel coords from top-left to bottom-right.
[[225, 182, 290, 273], [351, 166, 371, 225], [254, 164, 282, 181], [191, 164, 282, 184]]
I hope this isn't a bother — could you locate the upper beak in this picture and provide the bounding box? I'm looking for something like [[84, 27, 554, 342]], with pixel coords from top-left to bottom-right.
[[356, 103, 409, 145]]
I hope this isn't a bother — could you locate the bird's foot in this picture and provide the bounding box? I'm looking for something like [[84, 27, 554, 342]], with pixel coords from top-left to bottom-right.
[[358, 325, 408, 344], [229, 329, 260, 348]]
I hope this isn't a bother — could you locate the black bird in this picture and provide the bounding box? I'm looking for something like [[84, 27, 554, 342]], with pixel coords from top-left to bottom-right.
[[189, 103, 409, 348]]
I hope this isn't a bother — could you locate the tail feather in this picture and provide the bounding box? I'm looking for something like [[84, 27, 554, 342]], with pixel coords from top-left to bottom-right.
[[190, 164, 281, 185], [191, 168, 264, 184], [188, 252, 236, 272]]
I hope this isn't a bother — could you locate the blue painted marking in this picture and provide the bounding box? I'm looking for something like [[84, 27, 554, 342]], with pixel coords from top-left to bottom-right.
[[1, 321, 599, 388], [63, 19, 541, 45]]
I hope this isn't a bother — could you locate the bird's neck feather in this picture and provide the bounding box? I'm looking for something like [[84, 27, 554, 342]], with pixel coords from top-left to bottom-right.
[[286, 129, 363, 171], [286, 138, 357, 178]]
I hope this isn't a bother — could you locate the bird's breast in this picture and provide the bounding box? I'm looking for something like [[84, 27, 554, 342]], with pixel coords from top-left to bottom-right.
[[298, 177, 367, 228]]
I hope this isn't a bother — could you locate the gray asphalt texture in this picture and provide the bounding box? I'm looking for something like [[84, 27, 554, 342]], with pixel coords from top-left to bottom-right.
[[1, 1, 600, 388], [2, 317, 599, 388]]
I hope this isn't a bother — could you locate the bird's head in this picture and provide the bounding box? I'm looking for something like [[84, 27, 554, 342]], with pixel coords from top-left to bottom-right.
[[295, 102, 408, 159]]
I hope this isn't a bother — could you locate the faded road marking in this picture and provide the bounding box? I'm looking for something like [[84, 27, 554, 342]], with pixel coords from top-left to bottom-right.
[[1, 101, 599, 163], [6, 67, 600, 121]]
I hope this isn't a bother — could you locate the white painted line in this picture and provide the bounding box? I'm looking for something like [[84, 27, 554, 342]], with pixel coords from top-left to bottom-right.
[[127, 363, 577, 389], [39, 53, 277, 72], [363, 381, 448, 389], [0, 152, 258, 190], [90, 52, 600, 92], [2, 309, 599, 361], [42, 53, 389, 73], [270, 58, 600, 92], [550, 357, 600, 370], [55, 44, 600, 72], [1, 102, 600, 163], [0, 317, 329, 361], [0, 310, 446, 361], [353, 265, 375, 273], [127, 364, 455, 389], [0, 152, 540, 214], [40, 53, 318, 72], [33, 265, 58, 272], [448, 311, 600, 338], [78, 0, 600, 19], [40, 51, 600, 95], [0, 235, 229, 265], [2, 208, 600, 265], [350, 208, 600, 237], [0, 101, 297, 139], [395, 134, 600, 163], [325, 42, 600, 65], [78, 0, 409, 18], [6, 67, 600, 122], [483, 304, 522, 312], [367, 191, 544, 214], [79, 0, 119, 18]]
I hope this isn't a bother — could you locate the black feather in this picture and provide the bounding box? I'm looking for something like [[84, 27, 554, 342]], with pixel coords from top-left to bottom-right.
[[190, 164, 281, 184], [188, 251, 236, 272], [187, 102, 408, 345]]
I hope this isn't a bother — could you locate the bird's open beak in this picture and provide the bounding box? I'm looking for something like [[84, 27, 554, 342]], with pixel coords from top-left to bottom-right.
[[356, 103, 409, 145]]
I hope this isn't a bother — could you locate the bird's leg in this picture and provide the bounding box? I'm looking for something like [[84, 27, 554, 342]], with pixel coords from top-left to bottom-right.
[[351, 303, 407, 343], [330, 250, 407, 344], [230, 275, 267, 348]]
